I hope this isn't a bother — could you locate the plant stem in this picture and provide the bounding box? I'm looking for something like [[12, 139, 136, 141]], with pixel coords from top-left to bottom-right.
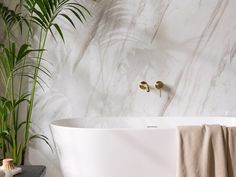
[[17, 1, 36, 100], [11, 71, 18, 163], [1, 117, 6, 159], [16, 7, 37, 158], [21, 28, 48, 165]]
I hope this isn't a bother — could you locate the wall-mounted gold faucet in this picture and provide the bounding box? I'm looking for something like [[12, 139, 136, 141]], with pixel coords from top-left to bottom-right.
[[155, 81, 164, 97], [139, 80, 164, 97], [139, 81, 150, 92]]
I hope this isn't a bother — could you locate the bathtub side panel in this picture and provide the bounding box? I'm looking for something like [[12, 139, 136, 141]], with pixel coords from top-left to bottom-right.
[[51, 127, 177, 177]]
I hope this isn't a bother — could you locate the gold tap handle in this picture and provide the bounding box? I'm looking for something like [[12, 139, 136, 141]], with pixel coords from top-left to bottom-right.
[[155, 81, 164, 98]]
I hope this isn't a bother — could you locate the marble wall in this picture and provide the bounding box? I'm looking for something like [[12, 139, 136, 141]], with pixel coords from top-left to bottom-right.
[[27, 0, 236, 176]]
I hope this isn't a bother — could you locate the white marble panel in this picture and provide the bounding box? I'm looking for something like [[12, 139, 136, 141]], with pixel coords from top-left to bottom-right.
[[25, 0, 236, 176]]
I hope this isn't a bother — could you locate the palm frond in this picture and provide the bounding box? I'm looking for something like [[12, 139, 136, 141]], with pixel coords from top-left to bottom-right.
[[14, 64, 51, 78], [14, 73, 46, 91], [29, 134, 53, 152], [0, 43, 44, 79], [0, 3, 30, 34], [0, 130, 13, 147], [25, 0, 90, 41]]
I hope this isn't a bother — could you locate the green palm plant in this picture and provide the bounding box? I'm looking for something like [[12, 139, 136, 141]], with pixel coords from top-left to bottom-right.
[[0, 0, 90, 165]]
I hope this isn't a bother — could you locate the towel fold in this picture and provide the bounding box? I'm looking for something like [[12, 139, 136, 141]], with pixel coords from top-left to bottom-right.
[[177, 125, 236, 177]]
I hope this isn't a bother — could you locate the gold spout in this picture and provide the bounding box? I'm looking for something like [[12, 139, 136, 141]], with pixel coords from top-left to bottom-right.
[[139, 81, 150, 92]]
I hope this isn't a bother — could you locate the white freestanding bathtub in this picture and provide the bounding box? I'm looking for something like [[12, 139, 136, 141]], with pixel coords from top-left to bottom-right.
[[50, 117, 236, 177]]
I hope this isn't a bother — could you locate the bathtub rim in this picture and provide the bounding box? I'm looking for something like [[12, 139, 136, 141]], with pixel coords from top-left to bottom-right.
[[50, 116, 236, 130]]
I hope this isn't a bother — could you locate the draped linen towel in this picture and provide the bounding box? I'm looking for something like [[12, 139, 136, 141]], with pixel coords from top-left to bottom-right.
[[177, 125, 236, 177]]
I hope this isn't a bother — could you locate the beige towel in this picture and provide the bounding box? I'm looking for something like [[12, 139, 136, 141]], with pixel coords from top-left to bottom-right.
[[177, 125, 236, 177]]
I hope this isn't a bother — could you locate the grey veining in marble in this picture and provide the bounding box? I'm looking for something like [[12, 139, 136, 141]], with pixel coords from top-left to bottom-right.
[[24, 0, 236, 177]]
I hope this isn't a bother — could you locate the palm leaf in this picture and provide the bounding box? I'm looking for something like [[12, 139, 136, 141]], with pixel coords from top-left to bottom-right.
[[14, 73, 46, 90], [0, 43, 45, 80], [0, 96, 14, 112], [0, 101, 8, 120], [0, 3, 30, 34], [17, 121, 29, 131], [14, 93, 31, 107], [14, 64, 51, 79], [59, 13, 75, 28], [0, 130, 13, 147], [52, 23, 64, 42], [29, 134, 53, 152], [25, 0, 90, 41]]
